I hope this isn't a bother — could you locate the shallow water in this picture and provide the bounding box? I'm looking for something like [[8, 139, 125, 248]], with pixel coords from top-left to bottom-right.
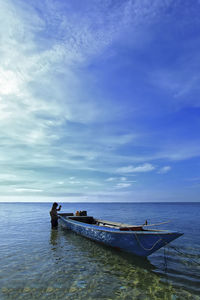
[[0, 202, 200, 299]]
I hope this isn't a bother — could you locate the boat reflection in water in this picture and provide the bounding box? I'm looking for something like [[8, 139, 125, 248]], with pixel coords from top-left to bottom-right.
[[47, 216, 189, 300], [57, 224, 184, 299]]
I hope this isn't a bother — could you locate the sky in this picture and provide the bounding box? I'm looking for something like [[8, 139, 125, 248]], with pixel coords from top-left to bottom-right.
[[0, 0, 200, 202]]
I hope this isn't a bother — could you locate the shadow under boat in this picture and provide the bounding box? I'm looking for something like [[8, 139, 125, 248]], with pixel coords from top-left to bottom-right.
[[59, 225, 156, 272]]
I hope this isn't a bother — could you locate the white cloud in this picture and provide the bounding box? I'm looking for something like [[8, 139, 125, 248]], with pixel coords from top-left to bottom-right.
[[150, 55, 200, 108], [0, 0, 170, 137], [158, 166, 171, 174], [57, 181, 64, 185], [96, 134, 136, 146], [106, 177, 115, 182], [15, 188, 43, 192], [116, 163, 155, 173], [0, 69, 23, 96], [0, 173, 17, 180], [156, 142, 200, 161], [0, 0, 199, 200], [115, 183, 132, 189]]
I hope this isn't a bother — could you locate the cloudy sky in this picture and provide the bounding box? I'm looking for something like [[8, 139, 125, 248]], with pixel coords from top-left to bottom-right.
[[0, 0, 200, 202]]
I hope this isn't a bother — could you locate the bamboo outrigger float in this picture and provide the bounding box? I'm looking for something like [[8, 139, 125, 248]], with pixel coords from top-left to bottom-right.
[[58, 213, 183, 257]]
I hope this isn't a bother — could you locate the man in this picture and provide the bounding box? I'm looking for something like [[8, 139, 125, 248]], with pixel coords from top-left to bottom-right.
[[50, 202, 62, 229]]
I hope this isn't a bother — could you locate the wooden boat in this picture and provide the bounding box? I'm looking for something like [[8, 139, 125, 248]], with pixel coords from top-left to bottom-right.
[[58, 213, 183, 257]]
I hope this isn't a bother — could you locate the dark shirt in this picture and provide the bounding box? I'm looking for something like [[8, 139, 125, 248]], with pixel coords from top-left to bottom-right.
[[50, 208, 59, 221]]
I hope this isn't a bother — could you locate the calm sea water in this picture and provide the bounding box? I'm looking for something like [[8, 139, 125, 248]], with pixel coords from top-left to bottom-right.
[[0, 202, 199, 300]]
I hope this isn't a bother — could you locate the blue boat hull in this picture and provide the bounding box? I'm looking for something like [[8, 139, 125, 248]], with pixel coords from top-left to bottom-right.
[[59, 216, 183, 257]]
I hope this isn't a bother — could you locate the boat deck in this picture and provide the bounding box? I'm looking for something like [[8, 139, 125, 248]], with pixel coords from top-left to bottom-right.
[[59, 214, 144, 231]]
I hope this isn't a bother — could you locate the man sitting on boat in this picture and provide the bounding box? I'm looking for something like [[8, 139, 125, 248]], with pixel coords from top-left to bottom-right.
[[50, 202, 62, 229]]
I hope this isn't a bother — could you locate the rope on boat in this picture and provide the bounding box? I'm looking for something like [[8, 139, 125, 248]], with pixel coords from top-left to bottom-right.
[[134, 233, 163, 252], [158, 238, 200, 267], [164, 243, 200, 266], [135, 232, 200, 266], [163, 246, 168, 273]]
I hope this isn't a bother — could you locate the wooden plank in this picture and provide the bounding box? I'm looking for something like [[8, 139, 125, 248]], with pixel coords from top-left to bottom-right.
[[143, 221, 171, 227], [58, 213, 74, 216], [95, 219, 139, 228], [95, 219, 171, 228]]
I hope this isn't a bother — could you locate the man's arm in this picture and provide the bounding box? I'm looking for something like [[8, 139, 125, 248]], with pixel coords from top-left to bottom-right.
[[57, 205, 62, 211]]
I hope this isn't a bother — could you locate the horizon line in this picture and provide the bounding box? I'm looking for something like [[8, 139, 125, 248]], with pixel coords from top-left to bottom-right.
[[0, 201, 199, 204]]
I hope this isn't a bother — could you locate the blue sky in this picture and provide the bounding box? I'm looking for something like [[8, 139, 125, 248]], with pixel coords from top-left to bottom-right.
[[0, 0, 200, 202]]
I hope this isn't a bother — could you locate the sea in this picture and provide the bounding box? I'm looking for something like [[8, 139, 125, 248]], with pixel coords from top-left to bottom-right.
[[0, 202, 199, 300]]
